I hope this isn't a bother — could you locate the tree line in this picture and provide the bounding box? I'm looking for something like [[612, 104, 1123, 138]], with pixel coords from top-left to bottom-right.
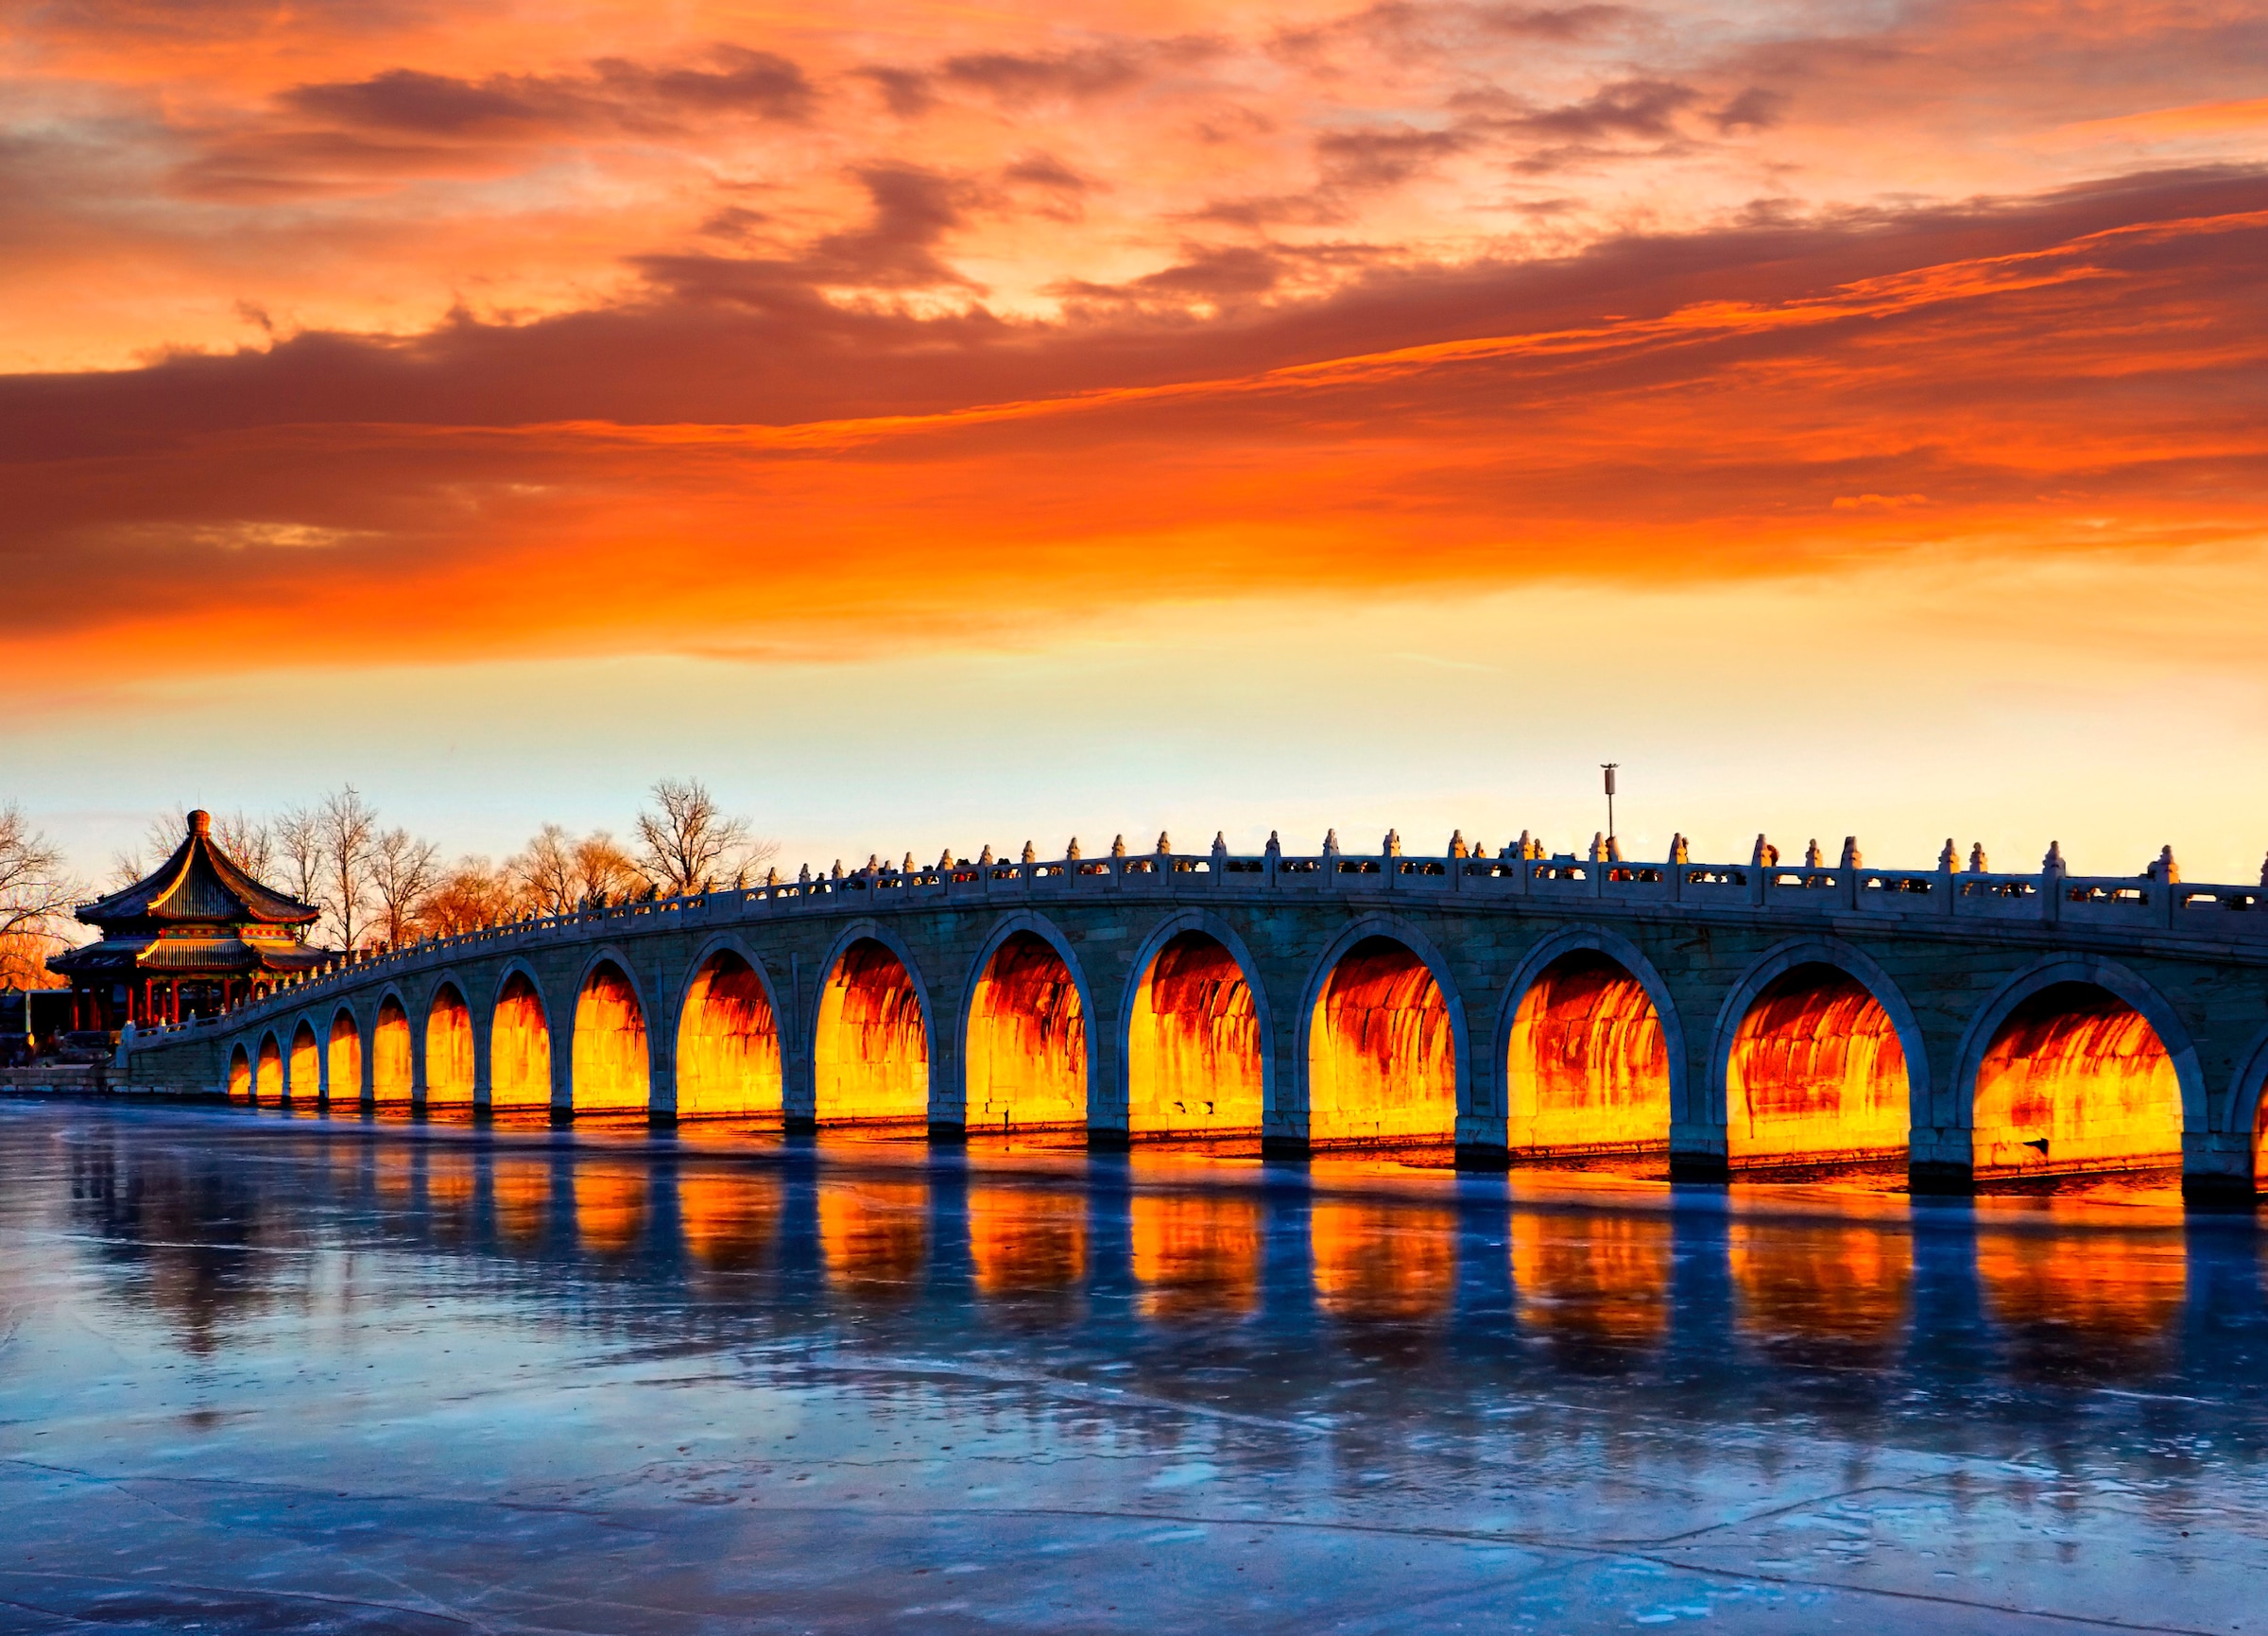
[[1, 779, 774, 980]]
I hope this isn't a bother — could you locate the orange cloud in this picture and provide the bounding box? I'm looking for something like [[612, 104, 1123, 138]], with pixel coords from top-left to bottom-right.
[[6, 174, 2263, 680]]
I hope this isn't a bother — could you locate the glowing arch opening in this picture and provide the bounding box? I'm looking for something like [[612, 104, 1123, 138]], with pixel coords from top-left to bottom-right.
[[1726, 964, 1908, 1166], [813, 939, 929, 1124], [966, 931, 1086, 1131], [1307, 936, 1454, 1146], [255, 1034, 283, 1102], [1972, 982, 2180, 1178], [572, 960, 650, 1112], [327, 1011, 361, 1104], [426, 985, 474, 1104], [676, 951, 782, 1118], [1127, 931, 1263, 1139], [228, 1045, 251, 1102], [372, 997, 412, 1102], [1505, 951, 1670, 1154], [287, 1021, 318, 1100], [491, 973, 552, 1110]]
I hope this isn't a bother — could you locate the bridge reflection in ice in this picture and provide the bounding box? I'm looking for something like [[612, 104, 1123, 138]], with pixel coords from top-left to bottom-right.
[[11, 1102, 2268, 1631]]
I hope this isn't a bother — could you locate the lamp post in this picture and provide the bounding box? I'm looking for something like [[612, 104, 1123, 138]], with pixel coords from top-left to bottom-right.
[[1601, 763, 1619, 848]]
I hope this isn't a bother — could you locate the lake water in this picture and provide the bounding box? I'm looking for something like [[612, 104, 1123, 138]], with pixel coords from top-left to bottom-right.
[[0, 1100, 2262, 1633]]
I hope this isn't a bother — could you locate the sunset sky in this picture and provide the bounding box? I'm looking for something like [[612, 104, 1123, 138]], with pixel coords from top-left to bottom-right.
[[6, 0, 2266, 882]]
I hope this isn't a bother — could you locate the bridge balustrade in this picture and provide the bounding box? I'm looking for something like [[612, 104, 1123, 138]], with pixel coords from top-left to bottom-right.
[[111, 840, 2268, 1201]]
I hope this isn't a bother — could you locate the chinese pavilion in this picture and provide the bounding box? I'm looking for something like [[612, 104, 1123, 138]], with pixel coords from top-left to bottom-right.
[[50, 810, 327, 1031]]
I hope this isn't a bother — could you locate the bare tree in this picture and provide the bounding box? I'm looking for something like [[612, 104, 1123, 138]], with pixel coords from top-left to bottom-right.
[[572, 831, 643, 907], [315, 785, 380, 950], [633, 778, 771, 896], [369, 828, 439, 948], [0, 804, 77, 942], [109, 804, 185, 888], [415, 856, 523, 937], [510, 824, 578, 917], [273, 803, 326, 907], [214, 811, 277, 884]]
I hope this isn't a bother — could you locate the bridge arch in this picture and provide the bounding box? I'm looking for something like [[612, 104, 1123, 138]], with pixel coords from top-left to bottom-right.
[[1498, 925, 1684, 1155], [254, 1030, 283, 1102], [1710, 939, 1928, 1169], [489, 960, 555, 1111], [228, 1042, 251, 1101], [1953, 956, 2197, 1180], [327, 1007, 362, 1105], [1298, 915, 1467, 1149], [424, 976, 476, 1104], [673, 934, 784, 1118], [286, 1016, 320, 1100], [571, 947, 653, 1113], [371, 989, 413, 1102], [812, 920, 933, 1126], [1120, 910, 1272, 1141], [958, 913, 1094, 1133]]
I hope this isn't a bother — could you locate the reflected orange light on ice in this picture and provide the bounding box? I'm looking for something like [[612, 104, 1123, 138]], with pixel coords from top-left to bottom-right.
[[1979, 1226, 2185, 1374], [1972, 985, 2181, 1178], [425, 1149, 475, 1214], [1727, 965, 1908, 1165], [1730, 1221, 1912, 1352], [371, 1143, 413, 1200], [425, 985, 473, 1104], [1130, 1189, 1262, 1322], [372, 997, 411, 1102], [1127, 932, 1263, 1138], [969, 1187, 1088, 1295], [1506, 954, 1670, 1153], [571, 960, 649, 1111], [255, 1034, 282, 1102], [818, 1178, 929, 1297], [327, 1012, 360, 1103], [814, 939, 928, 1124], [675, 953, 782, 1118], [1308, 938, 1454, 1146], [492, 1157, 549, 1243], [288, 1022, 318, 1100], [1509, 1211, 1673, 1346], [966, 933, 1086, 1130], [1311, 1202, 1457, 1324], [490, 973, 551, 1110], [677, 1169, 782, 1267], [575, 1162, 648, 1253]]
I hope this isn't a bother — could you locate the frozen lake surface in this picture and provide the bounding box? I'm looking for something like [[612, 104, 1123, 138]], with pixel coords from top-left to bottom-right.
[[0, 1100, 2263, 1633]]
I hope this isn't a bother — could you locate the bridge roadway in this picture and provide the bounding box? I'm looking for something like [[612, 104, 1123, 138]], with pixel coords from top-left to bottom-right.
[[116, 835, 2268, 1199]]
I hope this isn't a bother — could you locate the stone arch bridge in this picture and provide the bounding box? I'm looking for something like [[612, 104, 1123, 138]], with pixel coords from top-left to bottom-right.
[[118, 836, 2268, 1200]]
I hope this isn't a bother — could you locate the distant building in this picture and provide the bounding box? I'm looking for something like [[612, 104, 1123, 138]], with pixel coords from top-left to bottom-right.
[[49, 810, 325, 1031]]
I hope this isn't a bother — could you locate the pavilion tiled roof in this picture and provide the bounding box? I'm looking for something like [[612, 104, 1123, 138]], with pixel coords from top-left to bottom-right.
[[77, 811, 319, 930]]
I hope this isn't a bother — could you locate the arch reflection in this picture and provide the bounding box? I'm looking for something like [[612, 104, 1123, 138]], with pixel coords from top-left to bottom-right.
[[969, 1186, 1088, 1296], [1311, 1201, 1457, 1325], [1510, 1210, 1672, 1348], [819, 1178, 929, 1298], [678, 1169, 782, 1268], [1131, 1190, 1262, 1322], [576, 1162, 649, 1254], [491, 1156, 550, 1244], [1729, 1218, 1912, 1356], [1977, 1225, 2186, 1379]]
